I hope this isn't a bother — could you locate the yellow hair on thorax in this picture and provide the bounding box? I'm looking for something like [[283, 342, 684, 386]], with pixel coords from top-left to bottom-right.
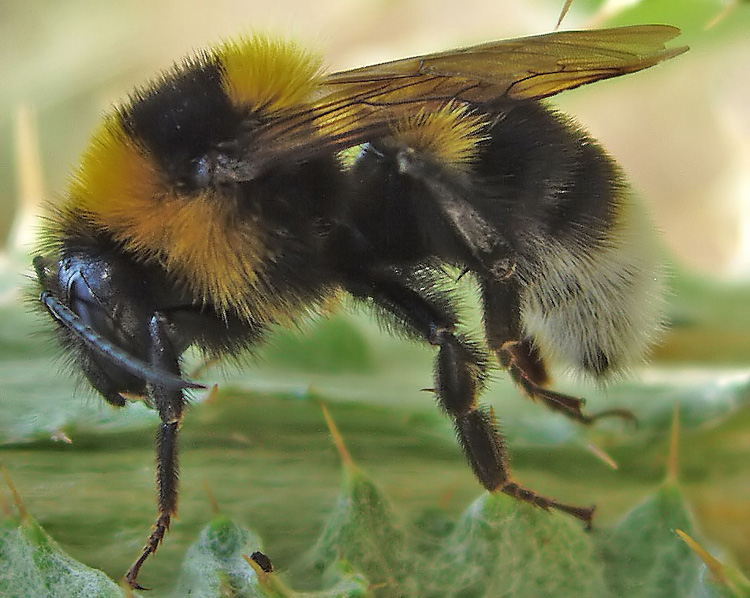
[[390, 102, 489, 172], [216, 34, 324, 113], [55, 117, 268, 321]]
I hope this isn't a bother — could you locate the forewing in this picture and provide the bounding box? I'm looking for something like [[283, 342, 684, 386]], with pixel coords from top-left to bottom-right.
[[232, 25, 685, 179], [322, 24, 687, 101]]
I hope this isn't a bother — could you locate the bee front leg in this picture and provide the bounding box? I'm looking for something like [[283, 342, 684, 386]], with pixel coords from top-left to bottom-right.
[[481, 278, 634, 425], [125, 313, 185, 590]]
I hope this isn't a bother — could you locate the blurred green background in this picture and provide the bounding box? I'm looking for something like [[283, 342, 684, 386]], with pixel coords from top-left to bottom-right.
[[0, 0, 749, 596]]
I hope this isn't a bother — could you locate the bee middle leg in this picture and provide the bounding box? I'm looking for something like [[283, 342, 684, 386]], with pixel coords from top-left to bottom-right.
[[481, 277, 634, 425], [347, 269, 593, 525]]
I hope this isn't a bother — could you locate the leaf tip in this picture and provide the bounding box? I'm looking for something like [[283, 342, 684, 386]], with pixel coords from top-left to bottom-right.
[[675, 529, 726, 584], [666, 402, 680, 484], [320, 401, 355, 469], [203, 480, 221, 515], [1, 464, 28, 521]]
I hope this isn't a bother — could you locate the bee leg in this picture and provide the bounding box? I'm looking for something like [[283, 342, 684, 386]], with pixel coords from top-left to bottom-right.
[[505, 339, 635, 424], [482, 278, 634, 425], [124, 313, 185, 590], [433, 326, 594, 525], [348, 272, 593, 526]]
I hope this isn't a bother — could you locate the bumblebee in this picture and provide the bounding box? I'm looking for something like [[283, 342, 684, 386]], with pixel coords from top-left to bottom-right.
[[32, 26, 686, 588]]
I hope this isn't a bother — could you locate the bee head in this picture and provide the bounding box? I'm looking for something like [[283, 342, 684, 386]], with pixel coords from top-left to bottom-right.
[[33, 250, 197, 406]]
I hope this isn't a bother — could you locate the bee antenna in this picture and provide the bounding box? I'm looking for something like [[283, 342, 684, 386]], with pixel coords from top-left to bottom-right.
[[40, 291, 205, 392]]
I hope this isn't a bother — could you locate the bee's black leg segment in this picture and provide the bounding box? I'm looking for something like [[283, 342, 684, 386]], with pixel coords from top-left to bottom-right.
[[125, 313, 185, 590], [433, 325, 593, 526], [506, 344, 635, 425], [481, 279, 633, 425], [500, 481, 594, 528], [125, 423, 177, 589], [348, 272, 593, 525], [480, 278, 548, 382], [429, 326, 504, 490], [124, 511, 171, 590]]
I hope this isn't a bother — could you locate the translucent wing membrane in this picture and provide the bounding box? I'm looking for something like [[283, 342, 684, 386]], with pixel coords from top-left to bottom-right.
[[238, 25, 686, 178], [322, 25, 687, 100]]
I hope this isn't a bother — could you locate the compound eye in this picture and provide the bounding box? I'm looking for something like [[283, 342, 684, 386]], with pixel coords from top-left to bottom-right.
[[66, 271, 105, 327]]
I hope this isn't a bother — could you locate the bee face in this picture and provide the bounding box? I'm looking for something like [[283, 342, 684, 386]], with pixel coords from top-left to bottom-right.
[[32, 26, 686, 588], [35, 249, 158, 405]]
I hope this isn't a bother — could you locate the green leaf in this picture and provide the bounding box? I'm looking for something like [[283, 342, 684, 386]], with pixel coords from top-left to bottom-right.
[[602, 483, 703, 597], [420, 492, 609, 598], [172, 513, 267, 598], [174, 513, 373, 598], [306, 462, 416, 598], [0, 507, 129, 598], [310, 561, 373, 598]]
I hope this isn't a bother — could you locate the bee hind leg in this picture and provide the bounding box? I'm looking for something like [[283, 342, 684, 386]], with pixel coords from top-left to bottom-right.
[[481, 278, 634, 425]]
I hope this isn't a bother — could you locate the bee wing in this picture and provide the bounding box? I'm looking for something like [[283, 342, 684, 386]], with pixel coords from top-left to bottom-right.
[[321, 24, 687, 102], [228, 25, 685, 180]]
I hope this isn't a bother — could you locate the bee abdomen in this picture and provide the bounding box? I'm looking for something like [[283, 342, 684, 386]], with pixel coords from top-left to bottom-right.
[[520, 194, 664, 378]]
